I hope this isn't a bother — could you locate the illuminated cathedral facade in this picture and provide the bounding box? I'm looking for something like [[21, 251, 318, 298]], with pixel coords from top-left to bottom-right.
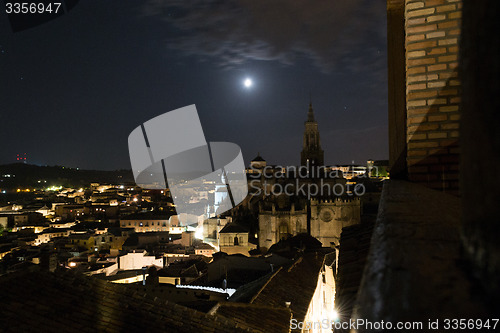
[[252, 103, 361, 250]]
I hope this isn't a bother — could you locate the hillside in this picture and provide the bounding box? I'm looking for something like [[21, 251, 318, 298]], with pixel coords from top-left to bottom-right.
[[0, 163, 134, 189]]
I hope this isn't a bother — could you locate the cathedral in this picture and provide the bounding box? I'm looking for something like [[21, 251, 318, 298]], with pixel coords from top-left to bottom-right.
[[250, 103, 361, 250]]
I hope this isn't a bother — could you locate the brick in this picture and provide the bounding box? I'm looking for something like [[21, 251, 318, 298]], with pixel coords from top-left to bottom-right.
[[440, 105, 459, 112], [439, 71, 458, 80], [426, 31, 446, 39], [425, 0, 447, 6], [436, 4, 456, 12], [427, 74, 439, 80], [408, 34, 426, 42], [439, 54, 457, 62], [408, 83, 427, 91], [441, 123, 459, 130], [438, 38, 458, 46], [408, 149, 428, 157], [427, 14, 446, 22], [450, 131, 459, 138], [408, 124, 436, 133], [408, 115, 427, 124], [408, 141, 439, 149], [428, 132, 448, 139], [408, 57, 436, 66], [407, 24, 437, 34], [449, 114, 460, 121], [408, 66, 427, 74], [408, 99, 427, 107], [449, 79, 460, 86], [428, 47, 447, 55], [407, 8, 436, 18], [424, 106, 441, 114], [408, 107, 432, 116], [448, 62, 459, 69], [428, 63, 447, 71], [407, 74, 427, 83], [450, 96, 461, 103], [408, 50, 427, 58], [428, 148, 444, 155], [428, 114, 448, 122], [428, 81, 446, 88], [408, 133, 427, 140], [407, 18, 426, 25], [427, 98, 446, 105], [406, 2, 425, 10], [448, 46, 459, 53], [407, 127, 418, 135], [407, 40, 437, 51], [449, 11, 462, 19], [409, 90, 438, 99], [448, 29, 460, 36], [438, 20, 459, 29], [416, 123, 439, 131]]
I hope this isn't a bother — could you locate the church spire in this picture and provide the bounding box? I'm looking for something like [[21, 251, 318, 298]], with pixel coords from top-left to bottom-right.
[[301, 101, 324, 167], [307, 103, 315, 122]]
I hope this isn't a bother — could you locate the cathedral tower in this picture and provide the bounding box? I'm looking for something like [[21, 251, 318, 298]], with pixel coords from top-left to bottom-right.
[[300, 103, 324, 166]]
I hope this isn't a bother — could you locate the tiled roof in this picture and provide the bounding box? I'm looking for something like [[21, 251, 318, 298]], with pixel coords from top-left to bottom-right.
[[251, 250, 331, 324], [219, 223, 249, 234], [212, 302, 291, 333], [251, 154, 265, 162], [228, 271, 277, 303], [0, 269, 255, 333], [334, 222, 374, 323]]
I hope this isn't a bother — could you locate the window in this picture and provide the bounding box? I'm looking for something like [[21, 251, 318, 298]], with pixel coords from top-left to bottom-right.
[[278, 223, 289, 241]]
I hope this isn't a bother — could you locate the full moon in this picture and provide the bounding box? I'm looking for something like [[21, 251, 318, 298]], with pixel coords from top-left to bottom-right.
[[243, 78, 253, 88]]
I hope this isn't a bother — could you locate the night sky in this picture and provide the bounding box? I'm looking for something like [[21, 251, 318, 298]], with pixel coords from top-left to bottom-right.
[[0, 0, 388, 170]]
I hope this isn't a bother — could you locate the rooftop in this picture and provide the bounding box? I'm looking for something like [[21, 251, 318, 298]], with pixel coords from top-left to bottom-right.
[[0, 269, 255, 332]]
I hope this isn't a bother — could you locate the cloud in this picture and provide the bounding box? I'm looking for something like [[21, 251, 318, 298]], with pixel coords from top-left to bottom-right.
[[141, 0, 386, 72]]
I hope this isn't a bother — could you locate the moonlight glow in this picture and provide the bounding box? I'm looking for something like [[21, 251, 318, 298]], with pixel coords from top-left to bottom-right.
[[243, 78, 253, 88]]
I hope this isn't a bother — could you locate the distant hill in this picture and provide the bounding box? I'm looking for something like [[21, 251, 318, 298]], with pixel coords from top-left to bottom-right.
[[0, 163, 134, 189]]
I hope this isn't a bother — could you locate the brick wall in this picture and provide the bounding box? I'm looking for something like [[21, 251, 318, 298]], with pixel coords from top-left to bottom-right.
[[404, 0, 461, 194]]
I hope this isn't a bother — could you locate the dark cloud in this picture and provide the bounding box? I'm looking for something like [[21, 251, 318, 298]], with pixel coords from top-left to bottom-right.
[[142, 0, 386, 72]]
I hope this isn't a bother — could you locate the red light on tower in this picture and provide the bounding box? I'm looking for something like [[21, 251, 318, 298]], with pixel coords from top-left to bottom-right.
[[16, 153, 28, 163]]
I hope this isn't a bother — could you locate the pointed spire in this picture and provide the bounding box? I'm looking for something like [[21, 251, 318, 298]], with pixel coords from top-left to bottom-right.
[[307, 102, 315, 122]]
